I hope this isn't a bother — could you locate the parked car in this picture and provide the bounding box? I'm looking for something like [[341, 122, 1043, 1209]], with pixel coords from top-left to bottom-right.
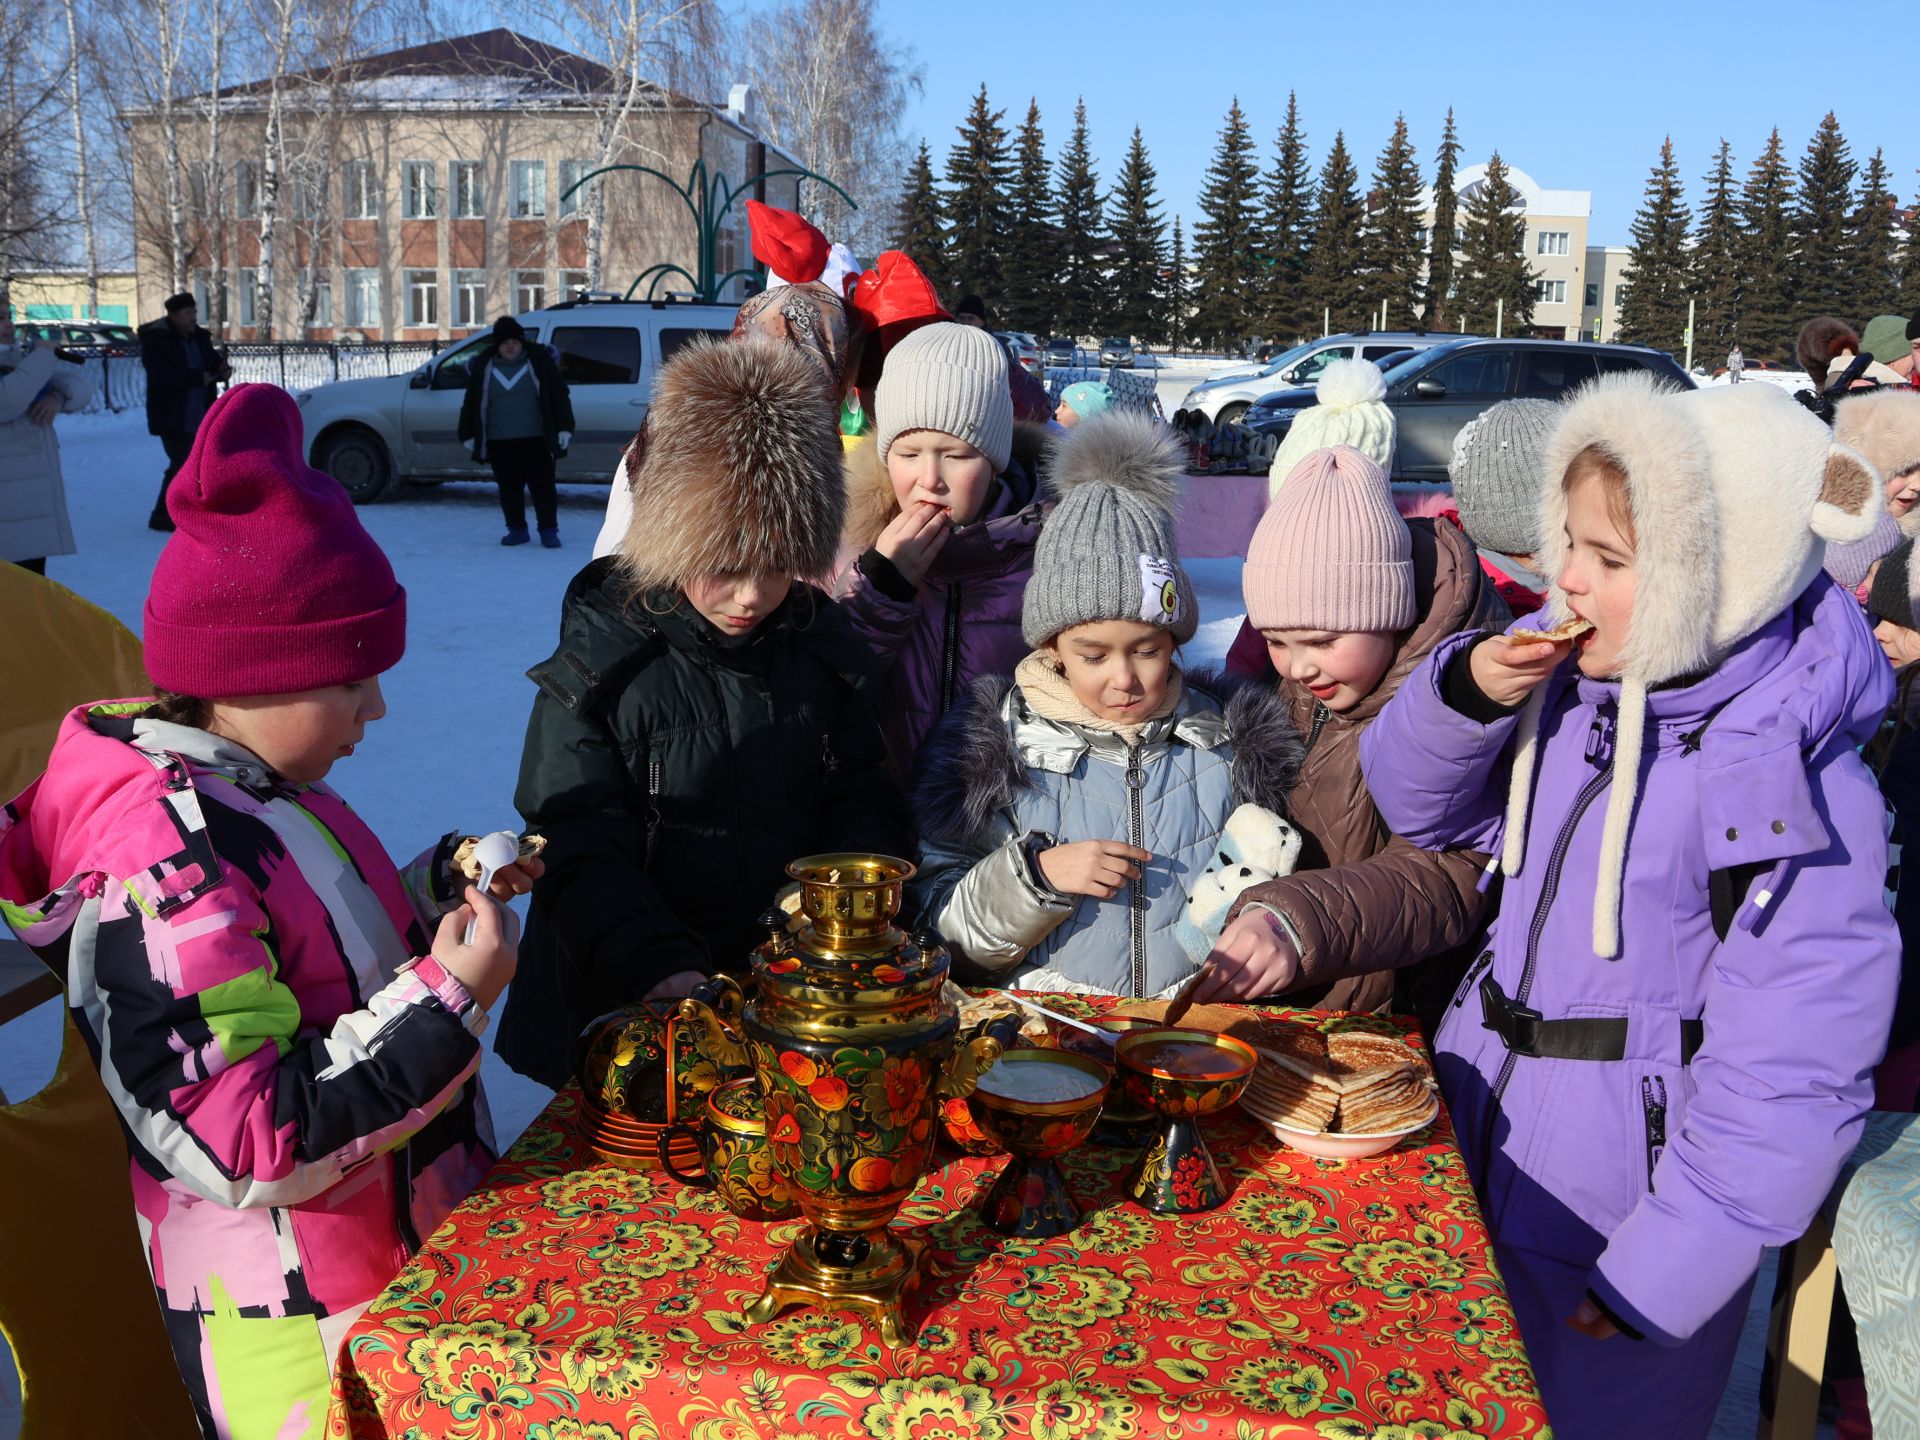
[[294, 295, 738, 503], [1183, 331, 1475, 425], [1099, 336, 1135, 367], [1242, 338, 1693, 482], [994, 330, 1043, 378], [1044, 336, 1080, 367]]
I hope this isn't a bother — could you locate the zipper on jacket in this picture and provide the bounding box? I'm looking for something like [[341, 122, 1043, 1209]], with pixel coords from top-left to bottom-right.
[[1303, 702, 1330, 755], [1127, 746, 1147, 998], [643, 753, 664, 867], [1480, 708, 1616, 1168], [1452, 949, 1495, 1010], [939, 582, 964, 715], [1641, 1075, 1667, 1193]]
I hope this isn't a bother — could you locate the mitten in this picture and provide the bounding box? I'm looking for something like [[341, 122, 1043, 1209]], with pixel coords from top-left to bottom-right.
[[1175, 803, 1302, 966]]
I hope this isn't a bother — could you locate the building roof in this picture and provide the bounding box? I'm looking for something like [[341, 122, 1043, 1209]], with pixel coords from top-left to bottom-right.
[[1420, 161, 1592, 221]]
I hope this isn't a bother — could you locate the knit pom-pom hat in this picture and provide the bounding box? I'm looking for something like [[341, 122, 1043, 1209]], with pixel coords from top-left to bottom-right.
[[1498, 374, 1883, 957], [1268, 358, 1396, 497], [144, 383, 406, 696], [1022, 409, 1195, 646], [1243, 444, 1415, 634]]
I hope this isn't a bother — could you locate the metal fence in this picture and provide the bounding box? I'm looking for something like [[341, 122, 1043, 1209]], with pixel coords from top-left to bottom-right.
[[76, 341, 441, 415]]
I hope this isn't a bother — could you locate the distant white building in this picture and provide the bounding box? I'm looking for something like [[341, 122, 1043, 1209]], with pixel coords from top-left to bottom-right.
[[1416, 162, 1624, 341]]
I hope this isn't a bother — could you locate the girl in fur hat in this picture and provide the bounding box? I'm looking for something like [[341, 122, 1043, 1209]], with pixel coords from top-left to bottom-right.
[[912, 411, 1301, 997], [497, 337, 912, 1088], [834, 320, 1056, 780], [1360, 374, 1900, 1440]]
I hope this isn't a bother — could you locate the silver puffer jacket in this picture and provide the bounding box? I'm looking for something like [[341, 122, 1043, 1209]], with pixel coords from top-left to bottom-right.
[[911, 669, 1302, 997]]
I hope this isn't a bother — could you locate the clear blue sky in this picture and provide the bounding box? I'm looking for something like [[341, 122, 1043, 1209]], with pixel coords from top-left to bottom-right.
[[866, 0, 1920, 247]]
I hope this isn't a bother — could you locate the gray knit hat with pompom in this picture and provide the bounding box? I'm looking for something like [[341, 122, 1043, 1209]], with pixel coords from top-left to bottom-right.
[[1022, 409, 1197, 647]]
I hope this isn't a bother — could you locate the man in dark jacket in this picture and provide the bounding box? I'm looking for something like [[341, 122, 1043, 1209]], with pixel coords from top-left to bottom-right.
[[458, 316, 575, 548], [141, 293, 230, 531]]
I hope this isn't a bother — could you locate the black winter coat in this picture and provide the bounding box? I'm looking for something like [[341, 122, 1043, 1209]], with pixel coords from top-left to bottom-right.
[[139, 318, 229, 438], [457, 343, 575, 462], [495, 559, 914, 1087]]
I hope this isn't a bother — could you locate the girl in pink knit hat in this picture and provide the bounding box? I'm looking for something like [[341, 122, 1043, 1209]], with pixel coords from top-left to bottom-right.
[[0, 383, 534, 1439], [1200, 444, 1508, 1023]]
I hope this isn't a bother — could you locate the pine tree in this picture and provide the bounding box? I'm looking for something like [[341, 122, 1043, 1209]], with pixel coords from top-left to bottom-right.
[[942, 85, 1014, 309], [1792, 112, 1855, 320], [1001, 99, 1060, 337], [894, 140, 947, 292], [1304, 131, 1368, 335], [1452, 152, 1535, 334], [1425, 107, 1462, 330], [1736, 128, 1799, 362], [1690, 140, 1742, 363], [1168, 214, 1188, 352], [1362, 115, 1425, 332], [1259, 91, 1314, 344], [1190, 97, 1262, 352], [1846, 148, 1900, 324], [1107, 127, 1167, 344], [1900, 179, 1920, 314], [1054, 98, 1106, 340], [1616, 138, 1693, 353]]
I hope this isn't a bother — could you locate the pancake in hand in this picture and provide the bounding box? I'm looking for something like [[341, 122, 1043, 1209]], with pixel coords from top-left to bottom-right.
[[1502, 615, 1593, 645]]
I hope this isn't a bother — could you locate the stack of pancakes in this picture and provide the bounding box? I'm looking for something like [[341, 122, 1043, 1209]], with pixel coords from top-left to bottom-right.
[[1240, 1023, 1437, 1136]]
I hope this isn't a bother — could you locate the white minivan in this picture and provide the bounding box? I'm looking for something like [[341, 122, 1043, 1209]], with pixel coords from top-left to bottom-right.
[[296, 296, 737, 502]]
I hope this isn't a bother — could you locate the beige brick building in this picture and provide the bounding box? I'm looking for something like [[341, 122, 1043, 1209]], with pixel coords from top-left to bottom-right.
[[126, 30, 802, 341]]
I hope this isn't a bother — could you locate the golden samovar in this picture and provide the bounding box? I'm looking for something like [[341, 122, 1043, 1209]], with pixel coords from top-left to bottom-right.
[[677, 854, 1006, 1345]]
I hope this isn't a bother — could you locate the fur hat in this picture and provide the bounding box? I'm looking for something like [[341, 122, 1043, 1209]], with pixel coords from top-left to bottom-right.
[[1835, 389, 1920, 532], [1268, 358, 1396, 498], [1022, 409, 1196, 646], [1502, 374, 1883, 956], [616, 336, 843, 590]]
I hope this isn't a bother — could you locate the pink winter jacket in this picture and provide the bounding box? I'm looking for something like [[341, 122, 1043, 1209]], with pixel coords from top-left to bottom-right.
[[831, 424, 1053, 779], [0, 703, 493, 1436]]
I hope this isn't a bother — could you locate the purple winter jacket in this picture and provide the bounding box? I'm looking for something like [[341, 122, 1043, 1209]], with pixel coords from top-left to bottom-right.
[[1361, 577, 1898, 1354], [831, 425, 1052, 778]]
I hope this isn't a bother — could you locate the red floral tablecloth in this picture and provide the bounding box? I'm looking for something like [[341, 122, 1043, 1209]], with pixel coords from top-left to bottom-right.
[[328, 1004, 1548, 1440]]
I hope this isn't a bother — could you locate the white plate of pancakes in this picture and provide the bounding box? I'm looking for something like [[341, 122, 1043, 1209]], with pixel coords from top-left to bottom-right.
[[1239, 1022, 1440, 1158]]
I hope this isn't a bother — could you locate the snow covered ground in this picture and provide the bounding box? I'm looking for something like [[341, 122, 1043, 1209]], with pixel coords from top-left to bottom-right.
[[0, 404, 1797, 1440]]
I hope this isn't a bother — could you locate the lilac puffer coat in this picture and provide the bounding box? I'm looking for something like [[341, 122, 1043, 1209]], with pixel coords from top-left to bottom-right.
[[1361, 577, 1899, 1440], [831, 424, 1052, 779]]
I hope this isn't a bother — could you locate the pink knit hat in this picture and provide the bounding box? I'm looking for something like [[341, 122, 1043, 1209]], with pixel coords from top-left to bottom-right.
[[144, 384, 407, 696], [1242, 445, 1415, 632]]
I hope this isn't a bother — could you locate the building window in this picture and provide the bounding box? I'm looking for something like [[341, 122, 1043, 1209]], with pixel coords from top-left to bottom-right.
[[1613, 286, 1625, 308], [344, 268, 380, 328], [516, 270, 547, 313], [403, 162, 438, 220], [307, 277, 332, 328], [1413, 226, 1428, 250], [1584, 282, 1599, 308], [452, 161, 483, 219], [235, 161, 258, 217], [511, 161, 547, 218], [558, 269, 589, 300], [1536, 278, 1568, 305], [453, 269, 486, 328], [405, 269, 439, 327], [237, 268, 257, 326], [343, 161, 378, 220], [1536, 230, 1570, 257], [559, 159, 590, 217]]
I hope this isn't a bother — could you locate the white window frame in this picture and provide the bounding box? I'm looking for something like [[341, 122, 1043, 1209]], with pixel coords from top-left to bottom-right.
[[515, 270, 547, 313], [405, 269, 439, 328], [237, 267, 257, 326], [343, 160, 378, 220], [453, 269, 487, 329], [452, 161, 483, 219], [1535, 278, 1568, 305], [344, 268, 380, 328], [307, 276, 333, 329], [510, 160, 547, 218], [403, 161, 438, 220], [1535, 230, 1570, 257], [558, 269, 589, 301], [559, 159, 588, 217]]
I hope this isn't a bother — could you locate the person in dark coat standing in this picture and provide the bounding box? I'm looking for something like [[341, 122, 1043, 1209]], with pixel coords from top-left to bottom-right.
[[458, 316, 575, 548], [140, 293, 230, 531]]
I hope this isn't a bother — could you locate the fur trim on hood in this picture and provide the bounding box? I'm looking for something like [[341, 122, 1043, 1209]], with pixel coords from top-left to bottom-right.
[[617, 336, 844, 589], [913, 666, 1304, 849], [1835, 388, 1920, 535], [842, 420, 1054, 552]]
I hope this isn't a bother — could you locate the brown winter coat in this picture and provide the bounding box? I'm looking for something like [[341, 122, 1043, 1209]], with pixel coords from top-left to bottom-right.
[[1226, 518, 1509, 1018]]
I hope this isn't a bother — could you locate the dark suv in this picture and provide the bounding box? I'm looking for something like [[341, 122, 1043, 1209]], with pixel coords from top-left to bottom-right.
[[1243, 338, 1692, 481]]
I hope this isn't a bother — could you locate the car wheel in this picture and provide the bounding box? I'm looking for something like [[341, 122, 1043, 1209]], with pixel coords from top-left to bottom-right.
[[1216, 402, 1251, 428], [316, 427, 393, 504]]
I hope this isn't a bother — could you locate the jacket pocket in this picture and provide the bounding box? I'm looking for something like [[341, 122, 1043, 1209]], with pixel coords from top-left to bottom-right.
[[1641, 1074, 1668, 1194]]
